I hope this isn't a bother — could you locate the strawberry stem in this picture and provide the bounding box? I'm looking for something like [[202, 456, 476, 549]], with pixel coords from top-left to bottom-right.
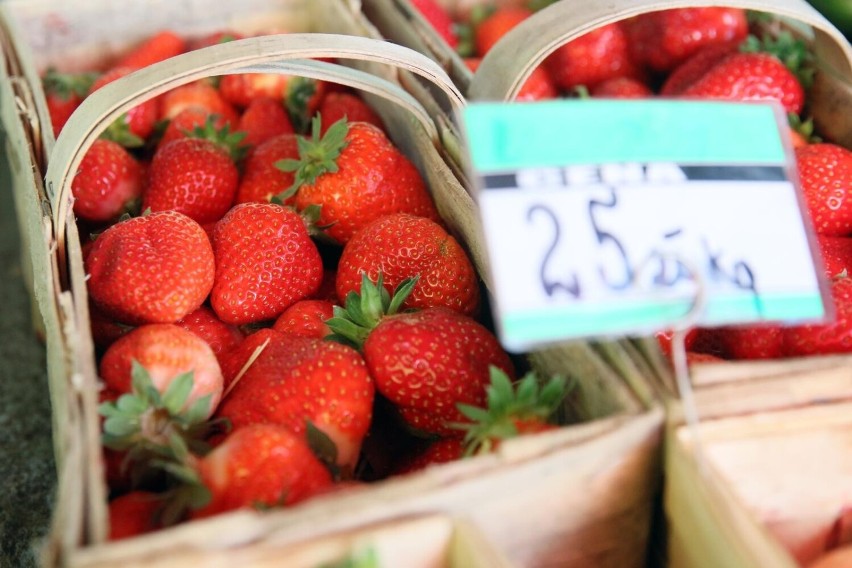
[[274, 115, 349, 204]]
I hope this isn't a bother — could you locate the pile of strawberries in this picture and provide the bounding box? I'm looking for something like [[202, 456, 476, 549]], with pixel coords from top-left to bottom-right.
[[45, 28, 571, 539], [412, 0, 852, 363]]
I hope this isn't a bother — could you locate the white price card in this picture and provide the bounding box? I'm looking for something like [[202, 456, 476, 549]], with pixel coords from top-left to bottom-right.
[[462, 100, 828, 353]]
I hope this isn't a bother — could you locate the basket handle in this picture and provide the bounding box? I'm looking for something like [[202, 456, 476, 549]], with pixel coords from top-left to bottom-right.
[[45, 32, 466, 239], [468, 0, 852, 101]]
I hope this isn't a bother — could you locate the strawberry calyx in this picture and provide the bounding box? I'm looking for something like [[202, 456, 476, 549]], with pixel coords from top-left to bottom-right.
[[325, 272, 418, 350], [740, 31, 815, 88], [788, 112, 821, 144], [101, 118, 146, 148], [43, 67, 97, 100], [180, 114, 248, 161], [274, 115, 349, 203], [451, 366, 568, 457], [286, 76, 321, 133]]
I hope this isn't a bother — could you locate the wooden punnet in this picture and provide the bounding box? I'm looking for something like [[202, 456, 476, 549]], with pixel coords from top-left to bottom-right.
[[0, 1, 664, 567]]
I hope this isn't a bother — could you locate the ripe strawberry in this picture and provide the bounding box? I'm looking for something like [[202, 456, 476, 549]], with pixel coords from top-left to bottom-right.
[[659, 41, 740, 95], [235, 133, 300, 204], [336, 213, 480, 316], [327, 275, 514, 436], [219, 72, 290, 109], [317, 92, 384, 135], [717, 324, 785, 360], [545, 23, 642, 91], [795, 143, 852, 237], [115, 30, 187, 69], [272, 299, 335, 339], [655, 328, 698, 358], [108, 492, 162, 541], [160, 82, 239, 127], [86, 211, 214, 325], [818, 235, 852, 278], [157, 107, 232, 149], [590, 76, 654, 98], [690, 327, 731, 359], [784, 275, 852, 356], [281, 117, 440, 244], [411, 0, 459, 49], [71, 138, 144, 222], [192, 423, 334, 517], [236, 96, 294, 149], [176, 306, 244, 366], [474, 6, 531, 56], [90, 67, 161, 145], [216, 329, 374, 469], [143, 118, 244, 224], [42, 68, 96, 136], [680, 51, 805, 114], [100, 323, 223, 414], [464, 57, 556, 102], [625, 7, 749, 72], [210, 202, 323, 324]]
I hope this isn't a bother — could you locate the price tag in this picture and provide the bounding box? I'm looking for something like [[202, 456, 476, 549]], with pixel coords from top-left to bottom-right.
[[462, 99, 827, 352]]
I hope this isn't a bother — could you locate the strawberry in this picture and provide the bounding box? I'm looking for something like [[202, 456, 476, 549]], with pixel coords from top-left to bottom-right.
[[236, 96, 294, 149], [464, 57, 556, 102], [317, 92, 384, 135], [686, 352, 725, 366], [42, 68, 96, 136], [625, 7, 749, 72], [689, 327, 731, 359], [176, 306, 245, 366], [216, 329, 374, 469], [784, 275, 852, 356], [218, 72, 290, 109], [336, 213, 480, 316], [717, 324, 785, 360], [99, 323, 223, 414], [818, 235, 852, 278], [659, 41, 740, 95], [411, 0, 459, 49], [284, 76, 328, 134], [192, 423, 334, 517], [143, 118, 244, 224], [108, 492, 162, 541], [474, 6, 531, 56], [160, 82, 240, 127], [280, 117, 440, 244], [115, 30, 187, 70], [544, 23, 642, 91], [394, 437, 464, 474], [71, 139, 144, 222], [327, 275, 514, 436], [655, 328, 698, 358], [590, 76, 654, 98], [235, 133, 300, 204], [795, 144, 852, 237], [157, 107, 232, 149], [210, 202, 323, 324], [272, 299, 335, 339], [90, 67, 161, 146]]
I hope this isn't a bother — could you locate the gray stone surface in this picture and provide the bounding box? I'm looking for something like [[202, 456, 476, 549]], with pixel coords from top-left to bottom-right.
[[0, 130, 56, 568]]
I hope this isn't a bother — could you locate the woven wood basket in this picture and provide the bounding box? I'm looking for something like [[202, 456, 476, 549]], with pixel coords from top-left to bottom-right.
[[0, 1, 665, 567]]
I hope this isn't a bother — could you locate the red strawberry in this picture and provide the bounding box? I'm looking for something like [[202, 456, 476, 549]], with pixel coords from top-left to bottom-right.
[[336, 213, 480, 316], [282, 117, 441, 244], [272, 299, 335, 339], [108, 492, 162, 541], [86, 211, 214, 325], [143, 119, 243, 224], [211, 202, 323, 324], [795, 144, 852, 237], [115, 30, 187, 70], [411, 0, 459, 49], [192, 424, 334, 517], [235, 133, 300, 204], [717, 324, 785, 360], [545, 23, 642, 91], [690, 327, 731, 359], [157, 107, 232, 149], [42, 68, 96, 136], [219, 73, 290, 109], [590, 76, 654, 98], [327, 275, 514, 436], [160, 82, 239, 127], [817, 235, 852, 278], [176, 306, 245, 365], [236, 96, 294, 149], [317, 92, 385, 135], [71, 139, 144, 222], [655, 328, 698, 358], [784, 275, 852, 356], [90, 67, 161, 145], [680, 51, 805, 114], [100, 323, 224, 414], [216, 329, 374, 469], [660, 41, 740, 95], [625, 7, 748, 72], [474, 6, 531, 56], [464, 57, 557, 102]]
